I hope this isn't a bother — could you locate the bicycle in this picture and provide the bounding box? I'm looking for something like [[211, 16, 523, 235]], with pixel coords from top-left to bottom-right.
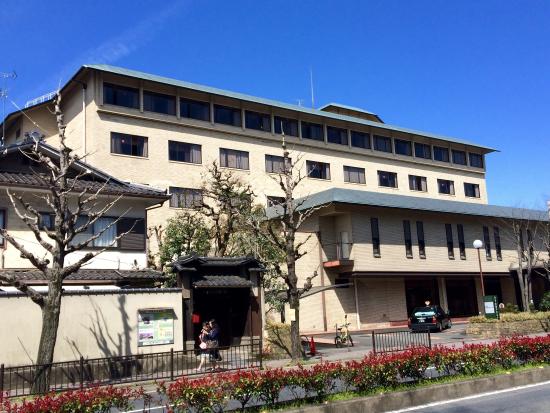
[[334, 314, 354, 348]]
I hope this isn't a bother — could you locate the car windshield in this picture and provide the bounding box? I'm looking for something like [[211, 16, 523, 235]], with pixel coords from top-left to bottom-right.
[[413, 307, 436, 317]]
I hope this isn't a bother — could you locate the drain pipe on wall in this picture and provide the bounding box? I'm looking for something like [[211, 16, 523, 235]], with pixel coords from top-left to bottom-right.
[[316, 231, 328, 332]]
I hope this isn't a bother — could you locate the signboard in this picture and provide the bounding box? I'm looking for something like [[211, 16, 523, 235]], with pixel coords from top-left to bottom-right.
[[483, 295, 499, 320], [138, 309, 175, 347]]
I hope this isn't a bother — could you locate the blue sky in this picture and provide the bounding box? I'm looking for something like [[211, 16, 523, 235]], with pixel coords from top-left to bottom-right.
[[2, 1, 549, 208]]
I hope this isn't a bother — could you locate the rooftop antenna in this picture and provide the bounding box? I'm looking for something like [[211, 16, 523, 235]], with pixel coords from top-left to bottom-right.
[[310, 67, 315, 109], [0, 71, 17, 145], [296, 99, 304, 107]]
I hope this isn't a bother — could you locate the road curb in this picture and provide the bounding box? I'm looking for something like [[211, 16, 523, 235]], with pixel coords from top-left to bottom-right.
[[286, 366, 550, 413]]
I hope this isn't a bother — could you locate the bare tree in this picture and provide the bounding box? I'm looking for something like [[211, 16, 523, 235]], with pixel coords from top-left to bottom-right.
[[0, 94, 133, 392], [196, 162, 254, 256], [249, 136, 322, 361], [504, 213, 549, 311]]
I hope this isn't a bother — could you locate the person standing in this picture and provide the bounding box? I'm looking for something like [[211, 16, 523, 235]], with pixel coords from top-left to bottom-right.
[[196, 322, 210, 372], [208, 319, 222, 370]]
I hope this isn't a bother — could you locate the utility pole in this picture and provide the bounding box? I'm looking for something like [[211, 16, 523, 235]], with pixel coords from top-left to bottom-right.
[[0, 71, 17, 146]]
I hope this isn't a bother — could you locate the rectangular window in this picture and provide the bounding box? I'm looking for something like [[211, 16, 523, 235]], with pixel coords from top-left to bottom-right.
[[111, 132, 148, 157], [416, 221, 426, 259], [371, 217, 381, 257], [445, 224, 455, 259], [437, 179, 455, 195], [117, 218, 146, 250], [469, 153, 484, 168], [403, 220, 413, 258], [394, 139, 412, 156], [327, 126, 348, 145], [168, 141, 202, 164], [306, 160, 330, 180], [457, 224, 466, 260], [409, 175, 427, 192], [72, 216, 128, 248], [214, 104, 242, 127], [0, 210, 4, 247], [414, 142, 431, 159], [433, 146, 450, 162], [143, 90, 176, 115], [343, 166, 366, 184], [39, 212, 54, 231], [245, 110, 271, 132], [265, 154, 286, 173], [103, 83, 139, 109], [378, 170, 398, 188], [350, 131, 370, 149], [219, 148, 249, 170], [274, 116, 299, 136], [494, 227, 502, 261], [267, 196, 285, 207], [373, 135, 392, 153], [301, 121, 324, 141], [169, 187, 203, 208], [483, 226, 492, 260], [180, 98, 210, 121], [452, 150, 467, 165], [464, 183, 480, 198]]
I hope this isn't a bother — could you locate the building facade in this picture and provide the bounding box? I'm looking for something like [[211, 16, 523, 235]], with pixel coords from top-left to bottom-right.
[[2, 65, 548, 330]]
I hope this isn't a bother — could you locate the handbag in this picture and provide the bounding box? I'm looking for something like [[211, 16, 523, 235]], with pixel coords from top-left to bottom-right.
[[199, 342, 207, 350]]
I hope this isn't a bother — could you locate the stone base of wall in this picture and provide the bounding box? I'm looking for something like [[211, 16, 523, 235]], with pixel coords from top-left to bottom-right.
[[467, 319, 550, 338]]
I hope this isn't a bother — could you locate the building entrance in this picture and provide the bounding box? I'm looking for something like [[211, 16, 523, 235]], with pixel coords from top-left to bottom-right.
[[405, 279, 439, 316], [446, 278, 478, 316]]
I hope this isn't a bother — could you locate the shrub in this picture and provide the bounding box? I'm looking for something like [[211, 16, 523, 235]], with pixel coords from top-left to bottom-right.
[[469, 311, 550, 323], [539, 292, 550, 311], [159, 375, 226, 412], [0, 386, 145, 413]]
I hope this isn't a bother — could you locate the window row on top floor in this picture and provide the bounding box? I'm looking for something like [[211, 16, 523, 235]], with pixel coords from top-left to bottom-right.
[[103, 82, 484, 169]]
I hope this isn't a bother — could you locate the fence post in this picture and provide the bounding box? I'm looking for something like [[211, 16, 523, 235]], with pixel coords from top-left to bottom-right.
[[79, 356, 84, 390], [371, 331, 376, 354], [259, 337, 263, 370], [0, 363, 4, 394], [428, 330, 432, 349], [170, 348, 174, 382]]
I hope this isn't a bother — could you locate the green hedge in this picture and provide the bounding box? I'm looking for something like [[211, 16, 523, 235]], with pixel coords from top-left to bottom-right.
[[469, 311, 550, 323]]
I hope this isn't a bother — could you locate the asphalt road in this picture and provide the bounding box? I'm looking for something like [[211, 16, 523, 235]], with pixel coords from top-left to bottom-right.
[[387, 381, 550, 413]]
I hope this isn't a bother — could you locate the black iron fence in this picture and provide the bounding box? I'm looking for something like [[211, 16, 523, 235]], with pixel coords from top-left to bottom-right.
[[1, 340, 261, 398], [371, 329, 431, 354]]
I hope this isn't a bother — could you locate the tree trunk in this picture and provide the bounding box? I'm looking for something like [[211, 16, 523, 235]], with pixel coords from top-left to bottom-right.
[[32, 281, 62, 393], [289, 290, 301, 361]]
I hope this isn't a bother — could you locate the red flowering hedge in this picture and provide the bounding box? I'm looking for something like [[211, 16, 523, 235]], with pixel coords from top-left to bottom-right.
[[0, 385, 146, 413], [159, 335, 550, 412]]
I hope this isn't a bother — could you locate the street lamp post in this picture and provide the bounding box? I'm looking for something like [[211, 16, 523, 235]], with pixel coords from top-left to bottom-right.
[[473, 239, 486, 297]]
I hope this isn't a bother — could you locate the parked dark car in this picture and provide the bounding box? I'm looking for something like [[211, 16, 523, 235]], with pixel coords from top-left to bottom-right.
[[408, 305, 452, 332]]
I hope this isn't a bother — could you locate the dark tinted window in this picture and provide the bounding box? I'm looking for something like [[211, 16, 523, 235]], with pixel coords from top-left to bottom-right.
[[169, 187, 203, 208], [464, 183, 480, 198], [301, 121, 324, 141], [494, 227, 502, 261], [374, 135, 392, 153], [343, 166, 366, 184], [378, 171, 397, 188], [143, 91, 176, 115], [214, 105, 242, 127], [416, 221, 426, 259], [168, 141, 202, 164], [245, 111, 271, 132], [307, 160, 330, 179], [351, 131, 370, 149], [483, 226, 492, 260], [274, 116, 299, 136], [219, 148, 249, 169], [409, 175, 427, 192], [414, 142, 431, 159], [433, 146, 450, 162], [403, 220, 413, 258], [445, 224, 454, 259], [457, 224, 466, 259], [452, 150, 467, 165], [438, 179, 455, 195], [111, 132, 148, 157], [469, 153, 484, 168], [371, 217, 380, 257], [39, 212, 54, 231], [394, 139, 412, 156], [103, 83, 139, 109], [327, 126, 348, 145], [180, 98, 210, 121]]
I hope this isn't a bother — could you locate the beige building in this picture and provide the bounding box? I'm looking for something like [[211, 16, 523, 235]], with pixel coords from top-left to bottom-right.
[[2, 64, 548, 331]]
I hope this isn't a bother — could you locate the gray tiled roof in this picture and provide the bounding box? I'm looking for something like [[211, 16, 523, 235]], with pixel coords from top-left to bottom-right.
[[193, 275, 253, 288], [0, 269, 166, 282], [269, 188, 548, 221]]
